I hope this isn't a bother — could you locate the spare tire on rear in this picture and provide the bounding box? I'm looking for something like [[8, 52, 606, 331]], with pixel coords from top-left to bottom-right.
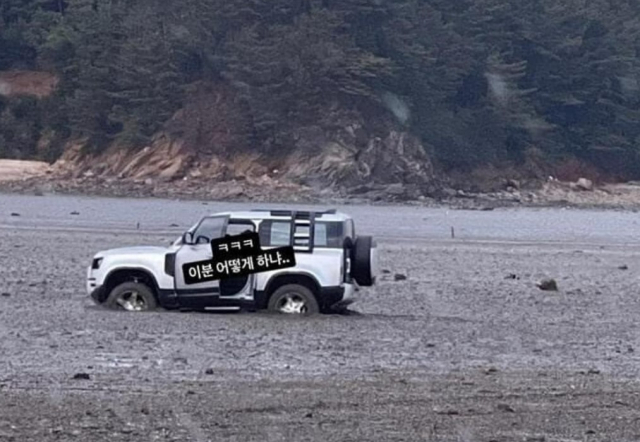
[[350, 235, 376, 286]]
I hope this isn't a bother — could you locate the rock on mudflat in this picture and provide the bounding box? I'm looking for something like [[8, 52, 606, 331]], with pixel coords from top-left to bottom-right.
[[72, 373, 91, 380], [571, 177, 594, 191], [537, 278, 558, 291]]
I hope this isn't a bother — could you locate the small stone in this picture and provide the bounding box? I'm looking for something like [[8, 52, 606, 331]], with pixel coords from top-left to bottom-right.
[[1, 292, 10, 297], [575, 177, 593, 191], [394, 273, 407, 281], [72, 373, 90, 380], [205, 368, 214, 375], [585, 430, 595, 435], [618, 265, 629, 270], [382, 269, 391, 274], [505, 179, 521, 190], [305, 412, 313, 418], [504, 273, 519, 280], [10, 212, 20, 217], [70, 211, 80, 215], [497, 403, 515, 413], [536, 278, 558, 291], [587, 368, 601, 375], [484, 367, 498, 374]]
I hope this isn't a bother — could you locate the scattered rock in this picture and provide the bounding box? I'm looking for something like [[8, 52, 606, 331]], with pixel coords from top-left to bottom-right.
[[435, 408, 459, 415], [496, 403, 515, 413], [536, 278, 558, 291], [618, 265, 629, 270], [72, 373, 91, 380], [484, 367, 499, 374], [585, 430, 596, 435], [504, 273, 520, 280], [505, 179, 521, 190], [587, 368, 601, 375], [1, 292, 10, 297], [10, 212, 20, 217], [385, 183, 407, 197], [572, 177, 594, 191], [305, 412, 313, 418], [394, 273, 407, 281], [382, 269, 391, 274], [205, 368, 214, 375]]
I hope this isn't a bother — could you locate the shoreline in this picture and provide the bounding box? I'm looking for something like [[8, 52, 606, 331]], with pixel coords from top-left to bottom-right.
[[2, 177, 640, 212]]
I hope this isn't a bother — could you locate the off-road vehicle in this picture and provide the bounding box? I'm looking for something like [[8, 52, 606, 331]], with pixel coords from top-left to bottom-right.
[[87, 209, 377, 315]]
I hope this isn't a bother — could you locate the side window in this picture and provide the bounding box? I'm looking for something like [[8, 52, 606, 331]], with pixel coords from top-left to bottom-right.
[[193, 216, 227, 244], [318, 222, 343, 248], [259, 220, 344, 248], [259, 220, 291, 246], [226, 221, 255, 236], [315, 223, 328, 247]]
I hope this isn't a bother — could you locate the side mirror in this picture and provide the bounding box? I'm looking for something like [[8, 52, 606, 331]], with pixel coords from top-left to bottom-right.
[[182, 231, 194, 245]]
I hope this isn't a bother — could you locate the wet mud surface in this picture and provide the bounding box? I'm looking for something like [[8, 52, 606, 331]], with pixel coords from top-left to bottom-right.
[[2, 194, 640, 441]]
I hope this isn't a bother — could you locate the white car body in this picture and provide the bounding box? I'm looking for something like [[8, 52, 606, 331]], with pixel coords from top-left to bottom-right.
[[87, 210, 375, 312]]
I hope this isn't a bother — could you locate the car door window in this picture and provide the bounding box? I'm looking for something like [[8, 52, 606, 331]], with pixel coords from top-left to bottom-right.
[[193, 216, 227, 244], [226, 221, 255, 236]]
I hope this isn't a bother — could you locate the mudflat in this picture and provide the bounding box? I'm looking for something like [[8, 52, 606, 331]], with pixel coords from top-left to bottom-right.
[[1, 194, 640, 441]]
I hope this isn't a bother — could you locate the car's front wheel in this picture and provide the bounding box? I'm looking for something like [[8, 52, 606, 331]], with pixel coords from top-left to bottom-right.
[[267, 284, 319, 315], [105, 282, 158, 312]]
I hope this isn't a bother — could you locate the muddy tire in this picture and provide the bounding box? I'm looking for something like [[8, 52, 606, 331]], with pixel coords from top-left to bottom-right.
[[267, 284, 320, 315], [104, 282, 158, 312], [350, 235, 376, 287]]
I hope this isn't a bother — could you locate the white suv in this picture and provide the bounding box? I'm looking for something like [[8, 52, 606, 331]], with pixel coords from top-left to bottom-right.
[[87, 209, 377, 315]]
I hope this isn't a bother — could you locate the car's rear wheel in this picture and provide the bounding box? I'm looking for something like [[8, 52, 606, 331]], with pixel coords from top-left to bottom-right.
[[267, 284, 319, 315], [105, 282, 157, 312]]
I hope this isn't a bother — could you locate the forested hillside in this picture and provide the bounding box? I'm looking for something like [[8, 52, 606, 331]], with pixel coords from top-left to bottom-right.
[[1, 0, 639, 181]]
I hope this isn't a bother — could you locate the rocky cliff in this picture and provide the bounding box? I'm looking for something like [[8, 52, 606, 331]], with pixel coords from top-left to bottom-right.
[[48, 82, 439, 202]]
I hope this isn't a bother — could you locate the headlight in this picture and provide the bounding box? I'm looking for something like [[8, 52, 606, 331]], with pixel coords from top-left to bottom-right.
[[91, 257, 103, 269]]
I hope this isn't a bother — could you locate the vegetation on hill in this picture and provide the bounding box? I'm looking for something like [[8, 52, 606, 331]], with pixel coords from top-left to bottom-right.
[[1, 0, 639, 179]]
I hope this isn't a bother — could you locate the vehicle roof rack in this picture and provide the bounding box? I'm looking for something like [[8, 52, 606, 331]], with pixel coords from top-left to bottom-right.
[[250, 209, 337, 217]]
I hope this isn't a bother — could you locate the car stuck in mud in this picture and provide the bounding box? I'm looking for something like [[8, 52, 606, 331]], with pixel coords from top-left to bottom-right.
[[87, 209, 377, 315]]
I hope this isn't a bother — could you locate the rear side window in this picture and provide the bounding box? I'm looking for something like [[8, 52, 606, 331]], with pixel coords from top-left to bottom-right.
[[314, 222, 343, 247], [259, 220, 343, 248]]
